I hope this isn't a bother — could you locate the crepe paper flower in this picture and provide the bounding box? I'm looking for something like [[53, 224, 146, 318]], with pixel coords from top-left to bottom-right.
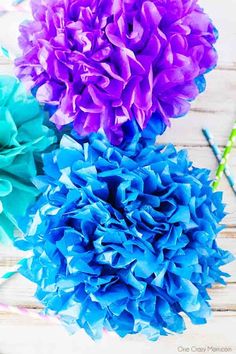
[[0, 75, 56, 245], [15, 0, 218, 145], [16, 130, 233, 341]]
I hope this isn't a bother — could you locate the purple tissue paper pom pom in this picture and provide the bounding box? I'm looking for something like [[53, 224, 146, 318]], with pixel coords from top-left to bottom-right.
[[15, 0, 218, 144]]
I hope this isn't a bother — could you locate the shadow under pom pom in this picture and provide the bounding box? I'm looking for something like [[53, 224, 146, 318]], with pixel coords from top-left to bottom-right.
[[0, 75, 56, 244], [16, 131, 233, 340]]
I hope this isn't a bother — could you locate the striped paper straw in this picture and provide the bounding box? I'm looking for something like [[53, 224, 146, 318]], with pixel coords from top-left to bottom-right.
[[0, 265, 19, 286], [0, 302, 60, 324], [212, 120, 236, 191], [202, 128, 236, 195]]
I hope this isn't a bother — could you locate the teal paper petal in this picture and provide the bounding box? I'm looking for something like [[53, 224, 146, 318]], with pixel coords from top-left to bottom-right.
[[0, 75, 56, 244]]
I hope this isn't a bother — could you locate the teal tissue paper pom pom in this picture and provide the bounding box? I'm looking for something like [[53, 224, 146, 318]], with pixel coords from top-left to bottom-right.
[[16, 130, 233, 340], [0, 75, 56, 244]]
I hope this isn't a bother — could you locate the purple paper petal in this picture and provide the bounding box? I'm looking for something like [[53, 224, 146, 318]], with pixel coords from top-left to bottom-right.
[[15, 0, 218, 144]]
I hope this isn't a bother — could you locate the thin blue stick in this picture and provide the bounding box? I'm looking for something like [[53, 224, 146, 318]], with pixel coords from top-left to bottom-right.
[[12, 0, 25, 5], [0, 265, 19, 286], [202, 128, 236, 195]]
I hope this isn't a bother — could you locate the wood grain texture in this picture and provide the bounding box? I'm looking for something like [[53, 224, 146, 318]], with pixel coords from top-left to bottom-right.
[[0, 0, 236, 353], [0, 313, 235, 354]]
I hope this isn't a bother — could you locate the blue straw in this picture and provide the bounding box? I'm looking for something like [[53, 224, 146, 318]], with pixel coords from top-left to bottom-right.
[[0, 265, 19, 286], [12, 0, 25, 5], [202, 128, 236, 195]]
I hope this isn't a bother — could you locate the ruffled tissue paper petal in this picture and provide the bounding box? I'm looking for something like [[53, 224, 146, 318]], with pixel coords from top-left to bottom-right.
[[16, 129, 233, 340], [15, 0, 218, 144], [0, 75, 56, 244]]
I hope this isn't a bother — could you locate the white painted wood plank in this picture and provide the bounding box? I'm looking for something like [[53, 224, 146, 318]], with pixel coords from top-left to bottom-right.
[[208, 284, 236, 311], [191, 69, 236, 116], [158, 111, 236, 147], [159, 69, 236, 146], [0, 61, 14, 75], [0, 312, 235, 354], [0, 1, 235, 350], [200, 0, 236, 68]]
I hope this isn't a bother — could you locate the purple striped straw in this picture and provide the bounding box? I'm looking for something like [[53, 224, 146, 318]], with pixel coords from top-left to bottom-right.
[[0, 302, 60, 323]]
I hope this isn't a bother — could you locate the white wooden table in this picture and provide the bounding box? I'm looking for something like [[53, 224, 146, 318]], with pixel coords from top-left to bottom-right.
[[0, 1, 235, 353]]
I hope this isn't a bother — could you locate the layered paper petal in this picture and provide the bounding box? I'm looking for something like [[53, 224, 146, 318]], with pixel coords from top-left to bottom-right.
[[15, 0, 218, 144], [16, 129, 233, 340], [0, 75, 56, 244]]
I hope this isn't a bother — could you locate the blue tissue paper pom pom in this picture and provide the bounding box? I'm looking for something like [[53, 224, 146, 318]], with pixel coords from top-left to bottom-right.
[[16, 130, 233, 341]]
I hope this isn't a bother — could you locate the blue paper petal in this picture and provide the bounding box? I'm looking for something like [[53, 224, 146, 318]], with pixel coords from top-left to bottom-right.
[[16, 130, 234, 341]]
